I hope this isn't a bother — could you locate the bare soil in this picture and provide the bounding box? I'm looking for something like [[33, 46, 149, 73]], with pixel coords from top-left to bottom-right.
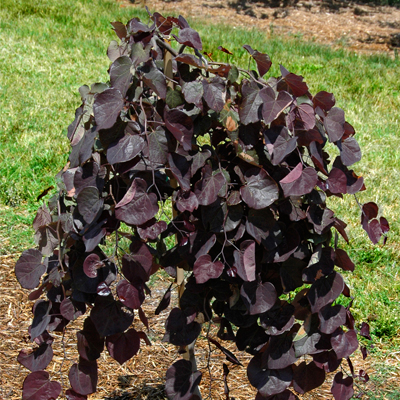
[[122, 0, 400, 55]]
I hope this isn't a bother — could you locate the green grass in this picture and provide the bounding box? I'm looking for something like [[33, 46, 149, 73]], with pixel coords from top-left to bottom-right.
[[0, 0, 399, 394]]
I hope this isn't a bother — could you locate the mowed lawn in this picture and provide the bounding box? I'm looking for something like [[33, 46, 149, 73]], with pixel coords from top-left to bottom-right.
[[0, 0, 399, 397]]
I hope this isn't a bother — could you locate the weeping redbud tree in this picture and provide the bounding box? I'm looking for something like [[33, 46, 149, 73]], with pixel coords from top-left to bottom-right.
[[15, 10, 389, 400]]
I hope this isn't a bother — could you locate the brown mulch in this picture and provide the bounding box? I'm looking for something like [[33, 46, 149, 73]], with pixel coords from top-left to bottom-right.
[[1, 254, 398, 400], [120, 0, 400, 55]]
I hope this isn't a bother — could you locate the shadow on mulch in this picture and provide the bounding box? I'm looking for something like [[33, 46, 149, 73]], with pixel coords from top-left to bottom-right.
[[104, 382, 167, 400]]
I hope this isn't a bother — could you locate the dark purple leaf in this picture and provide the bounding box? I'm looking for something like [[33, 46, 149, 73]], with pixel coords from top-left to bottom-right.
[[115, 178, 159, 226], [309, 141, 328, 175], [307, 204, 335, 235], [331, 371, 354, 400], [319, 304, 347, 334], [110, 21, 127, 39], [362, 202, 379, 220], [208, 337, 242, 365], [93, 88, 124, 130], [107, 133, 145, 165], [239, 80, 263, 125], [339, 137, 361, 166], [243, 45, 272, 77], [142, 63, 167, 99], [90, 295, 134, 337], [280, 65, 309, 97], [324, 107, 345, 143], [174, 190, 199, 213], [360, 322, 371, 340], [66, 388, 87, 400], [234, 240, 256, 282], [165, 359, 202, 400], [360, 346, 368, 360], [245, 208, 280, 247], [265, 126, 297, 166], [326, 168, 347, 194], [240, 167, 279, 209], [15, 249, 45, 289], [312, 350, 342, 372], [137, 219, 167, 240], [106, 328, 140, 365], [280, 164, 318, 197], [194, 234, 216, 259], [127, 17, 151, 33], [83, 254, 102, 279], [308, 272, 345, 313], [33, 206, 52, 231], [73, 162, 105, 197], [168, 152, 192, 191], [362, 216, 383, 244], [335, 249, 355, 272], [194, 165, 225, 206], [296, 103, 315, 130], [313, 91, 335, 112], [193, 254, 224, 284], [122, 241, 153, 283], [296, 128, 324, 147], [262, 330, 297, 370], [18, 344, 53, 372], [138, 306, 149, 329], [174, 28, 202, 50], [241, 281, 277, 315], [77, 187, 103, 224], [117, 279, 145, 309], [22, 371, 61, 400], [182, 81, 204, 108], [255, 390, 299, 400], [147, 127, 168, 164], [60, 298, 85, 321], [31, 300, 52, 340], [175, 53, 204, 69], [164, 308, 202, 346], [202, 76, 226, 112], [68, 359, 98, 396], [292, 361, 325, 394], [164, 107, 194, 151], [77, 317, 104, 361], [109, 56, 132, 96], [260, 87, 292, 125], [155, 284, 172, 315], [331, 329, 358, 359], [248, 354, 293, 397]]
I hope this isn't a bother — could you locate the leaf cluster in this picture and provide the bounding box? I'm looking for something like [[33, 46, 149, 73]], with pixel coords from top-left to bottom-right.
[[15, 10, 389, 400]]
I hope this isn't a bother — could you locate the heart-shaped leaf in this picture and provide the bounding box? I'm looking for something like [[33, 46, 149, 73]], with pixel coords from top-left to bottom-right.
[[115, 178, 159, 226], [240, 167, 279, 210], [18, 344, 53, 372], [22, 371, 61, 400], [106, 328, 140, 365], [15, 249, 45, 290], [193, 254, 224, 284], [165, 359, 202, 400], [68, 359, 98, 396]]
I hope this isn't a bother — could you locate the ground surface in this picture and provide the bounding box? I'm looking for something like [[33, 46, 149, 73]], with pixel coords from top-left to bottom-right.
[[124, 0, 400, 55]]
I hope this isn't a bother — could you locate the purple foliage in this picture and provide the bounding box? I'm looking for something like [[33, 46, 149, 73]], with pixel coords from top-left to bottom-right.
[[15, 10, 389, 400]]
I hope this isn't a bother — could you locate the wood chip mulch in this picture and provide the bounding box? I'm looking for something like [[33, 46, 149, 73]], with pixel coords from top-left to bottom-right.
[[0, 254, 397, 400]]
